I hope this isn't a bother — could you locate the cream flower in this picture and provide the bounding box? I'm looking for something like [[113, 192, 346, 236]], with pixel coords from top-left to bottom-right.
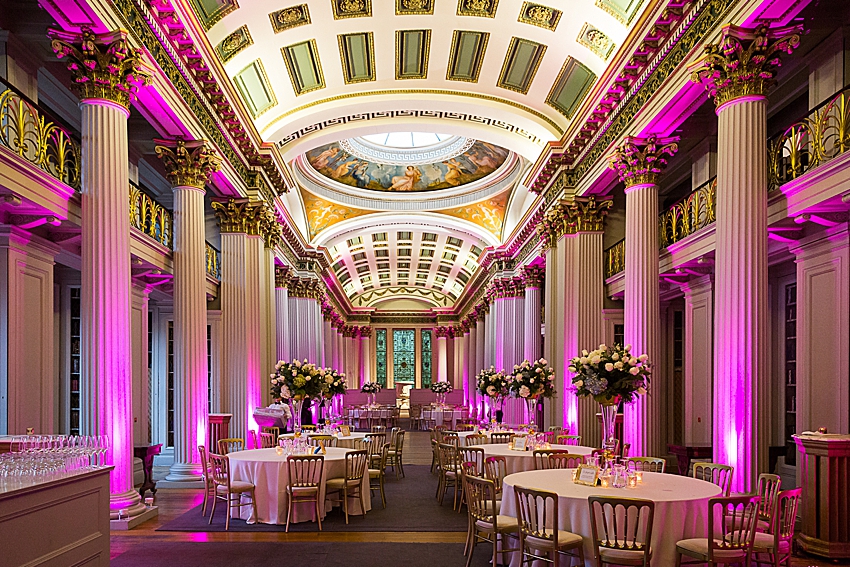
[[638, 354, 648, 362], [637, 387, 647, 395], [574, 380, 584, 388], [614, 361, 624, 370], [629, 367, 640, 375], [605, 363, 614, 372]]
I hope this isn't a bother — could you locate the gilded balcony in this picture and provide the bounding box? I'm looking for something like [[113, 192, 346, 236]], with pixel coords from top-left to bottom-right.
[[206, 242, 221, 280], [129, 183, 173, 249], [0, 77, 80, 190], [768, 85, 850, 191], [604, 239, 625, 279], [659, 177, 716, 249]]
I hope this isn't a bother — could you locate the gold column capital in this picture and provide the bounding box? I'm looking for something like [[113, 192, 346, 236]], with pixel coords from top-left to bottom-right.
[[48, 27, 151, 110], [689, 24, 803, 109], [608, 135, 679, 188], [520, 264, 545, 288], [211, 199, 264, 235], [275, 266, 290, 288], [260, 205, 283, 249], [154, 138, 221, 189], [568, 196, 613, 232]]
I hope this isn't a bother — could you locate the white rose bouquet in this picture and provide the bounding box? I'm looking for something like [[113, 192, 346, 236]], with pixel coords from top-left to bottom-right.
[[322, 368, 347, 397], [360, 381, 382, 394], [270, 359, 323, 400], [568, 343, 650, 404], [430, 381, 453, 395], [508, 358, 556, 399], [477, 366, 508, 398]]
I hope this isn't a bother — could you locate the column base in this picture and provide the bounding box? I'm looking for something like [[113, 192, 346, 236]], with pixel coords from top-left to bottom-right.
[[110, 488, 147, 520], [165, 462, 203, 483]]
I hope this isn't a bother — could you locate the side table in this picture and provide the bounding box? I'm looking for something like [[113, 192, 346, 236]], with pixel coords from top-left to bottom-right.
[[134, 444, 162, 499]]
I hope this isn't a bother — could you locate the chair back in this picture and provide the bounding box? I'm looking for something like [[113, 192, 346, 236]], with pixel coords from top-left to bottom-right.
[[344, 449, 369, 481], [409, 405, 422, 418], [248, 430, 258, 449], [588, 496, 655, 563], [207, 452, 230, 490], [548, 426, 563, 434], [287, 455, 324, 489], [770, 487, 802, 550], [549, 453, 585, 469], [483, 456, 508, 493], [392, 430, 406, 453], [464, 474, 500, 526], [489, 432, 512, 444], [261, 426, 280, 439], [756, 473, 782, 524], [693, 462, 734, 496], [373, 443, 390, 472], [198, 445, 211, 480], [626, 457, 666, 473], [259, 432, 276, 449], [708, 495, 761, 562], [533, 449, 559, 470], [301, 424, 317, 432], [541, 431, 555, 443], [371, 424, 387, 434], [217, 437, 244, 455], [514, 485, 560, 543], [465, 433, 487, 446], [365, 433, 386, 455], [556, 434, 582, 446], [389, 427, 402, 445], [308, 434, 337, 448], [438, 442, 461, 472], [441, 431, 459, 445], [456, 424, 476, 431], [459, 446, 485, 474]]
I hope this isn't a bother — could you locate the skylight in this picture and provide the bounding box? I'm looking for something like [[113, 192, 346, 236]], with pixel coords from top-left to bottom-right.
[[360, 132, 452, 148]]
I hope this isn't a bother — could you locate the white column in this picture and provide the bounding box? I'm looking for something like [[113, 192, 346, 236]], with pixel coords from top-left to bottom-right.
[[681, 275, 714, 446], [262, 247, 276, 403], [323, 318, 333, 368], [467, 322, 477, 408], [275, 270, 290, 363], [359, 327, 372, 383], [436, 327, 449, 382], [245, 235, 263, 438], [130, 284, 151, 445], [522, 276, 542, 363]]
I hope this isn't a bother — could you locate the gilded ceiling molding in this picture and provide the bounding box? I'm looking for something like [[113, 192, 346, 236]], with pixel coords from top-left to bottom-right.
[[688, 24, 803, 109], [154, 138, 221, 189], [577, 23, 616, 60], [396, 0, 434, 15], [567, 196, 613, 232], [48, 27, 151, 111], [275, 266, 290, 288], [457, 0, 499, 18], [260, 205, 283, 249], [216, 25, 253, 64], [211, 199, 265, 235], [520, 265, 545, 288], [608, 135, 679, 188], [436, 191, 510, 239], [332, 0, 372, 19]]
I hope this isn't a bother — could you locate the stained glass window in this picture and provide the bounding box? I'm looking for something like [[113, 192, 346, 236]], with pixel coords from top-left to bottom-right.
[[393, 330, 415, 383], [376, 329, 387, 387], [421, 330, 432, 387]]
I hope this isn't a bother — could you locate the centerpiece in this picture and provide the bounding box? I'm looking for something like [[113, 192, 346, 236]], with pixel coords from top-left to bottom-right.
[[321, 368, 347, 423], [476, 366, 508, 423], [568, 344, 650, 461], [360, 381, 382, 407], [270, 359, 324, 432], [430, 381, 453, 407], [508, 358, 556, 429]]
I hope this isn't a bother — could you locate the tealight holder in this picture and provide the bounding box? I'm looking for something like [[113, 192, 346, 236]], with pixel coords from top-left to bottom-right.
[[600, 476, 610, 488], [275, 446, 283, 456], [635, 471, 643, 483], [627, 472, 638, 488]]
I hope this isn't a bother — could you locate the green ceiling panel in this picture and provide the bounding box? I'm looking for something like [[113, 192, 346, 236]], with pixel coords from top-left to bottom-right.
[[339, 32, 375, 84], [396, 30, 431, 79], [498, 37, 546, 94], [281, 39, 326, 95], [595, 0, 645, 24], [546, 57, 596, 118], [233, 60, 277, 118], [189, 0, 238, 29], [447, 30, 489, 82]]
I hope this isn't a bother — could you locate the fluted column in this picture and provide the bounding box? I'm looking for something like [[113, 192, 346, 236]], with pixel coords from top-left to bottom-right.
[[260, 216, 280, 403], [680, 275, 714, 446], [323, 317, 334, 368], [690, 23, 801, 492], [522, 266, 544, 363], [454, 325, 468, 396], [50, 27, 150, 518], [475, 310, 486, 415], [359, 326, 372, 382], [275, 267, 290, 362], [540, 215, 565, 430], [156, 138, 220, 482], [467, 318, 477, 408], [435, 326, 449, 382], [610, 136, 678, 457]]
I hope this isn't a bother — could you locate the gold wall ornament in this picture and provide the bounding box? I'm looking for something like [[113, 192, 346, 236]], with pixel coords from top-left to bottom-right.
[[129, 183, 173, 249], [154, 138, 221, 189], [0, 83, 81, 190], [608, 135, 679, 188], [275, 266, 290, 288], [332, 0, 372, 19], [659, 177, 716, 248], [397, 0, 434, 15], [688, 24, 803, 109], [48, 27, 151, 110], [260, 204, 283, 249], [458, 0, 499, 17], [359, 325, 373, 338], [205, 242, 221, 279], [568, 196, 613, 232], [577, 23, 615, 60], [270, 5, 311, 33], [490, 277, 525, 299], [520, 264, 545, 288], [603, 238, 625, 279], [518, 2, 561, 31], [215, 25, 253, 64], [211, 199, 265, 235]]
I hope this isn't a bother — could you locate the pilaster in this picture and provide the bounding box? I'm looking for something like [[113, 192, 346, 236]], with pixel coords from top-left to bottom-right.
[[680, 275, 714, 446]]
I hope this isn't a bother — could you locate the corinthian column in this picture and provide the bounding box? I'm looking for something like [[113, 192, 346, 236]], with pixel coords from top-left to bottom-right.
[[155, 138, 220, 482], [260, 210, 281, 405], [212, 199, 265, 443], [275, 267, 290, 362], [359, 326, 373, 383], [521, 265, 544, 364], [690, 24, 802, 492], [609, 135, 678, 458], [435, 326, 450, 383], [49, 27, 150, 519]]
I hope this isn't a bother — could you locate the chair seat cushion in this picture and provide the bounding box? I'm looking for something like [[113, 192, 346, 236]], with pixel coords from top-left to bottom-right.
[[475, 515, 519, 532], [368, 468, 383, 478], [525, 530, 583, 549], [676, 538, 747, 560], [725, 515, 770, 532], [326, 477, 361, 490], [216, 480, 254, 493], [599, 546, 650, 563], [287, 485, 319, 495], [751, 532, 791, 554]]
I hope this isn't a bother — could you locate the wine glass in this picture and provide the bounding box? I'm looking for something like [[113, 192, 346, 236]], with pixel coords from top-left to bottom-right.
[[97, 435, 109, 466]]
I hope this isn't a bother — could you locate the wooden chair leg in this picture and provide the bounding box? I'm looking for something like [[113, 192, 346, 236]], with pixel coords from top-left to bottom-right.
[[225, 494, 231, 531], [286, 495, 293, 532], [208, 492, 217, 525], [380, 476, 386, 508], [360, 485, 367, 519], [200, 482, 208, 516], [250, 489, 257, 524], [342, 485, 350, 524]]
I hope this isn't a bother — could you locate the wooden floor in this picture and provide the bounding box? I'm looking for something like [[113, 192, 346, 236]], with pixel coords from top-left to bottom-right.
[[113, 430, 847, 566]]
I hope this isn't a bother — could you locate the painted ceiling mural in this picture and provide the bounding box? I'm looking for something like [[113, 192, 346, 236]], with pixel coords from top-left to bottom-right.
[[305, 140, 510, 192], [438, 191, 511, 238], [300, 190, 373, 239]]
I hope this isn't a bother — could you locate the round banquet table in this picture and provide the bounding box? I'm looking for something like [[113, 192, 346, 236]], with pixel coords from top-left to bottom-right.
[[279, 431, 369, 449], [456, 430, 521, 443], [422, 408, 465, 429], [500, 469, 722, 566], [228, 447, 371, 525], [481, 444, 595, 474]]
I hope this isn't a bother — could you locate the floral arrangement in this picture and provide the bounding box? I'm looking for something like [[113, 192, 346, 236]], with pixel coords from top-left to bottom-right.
[[270, 359, 324, 401], [430, 381, 453, 395], [322, 369, 347, 397], [361, 381, 382, 394], [477, 366, 509, 398], [568, 344, 650, 404], [509, 358, 556, 399]]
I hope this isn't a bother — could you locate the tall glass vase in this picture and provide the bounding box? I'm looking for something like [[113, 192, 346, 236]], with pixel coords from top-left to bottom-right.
[[525, 397, 537, 429], [290, 399, 303, 434], [599, 401, 618, 469]]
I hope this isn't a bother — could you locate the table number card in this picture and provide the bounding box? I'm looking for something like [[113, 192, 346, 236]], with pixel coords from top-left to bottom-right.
[[511, 436, 528, 451], [339, 425, 351, 437], [573, 464, 601, 486]]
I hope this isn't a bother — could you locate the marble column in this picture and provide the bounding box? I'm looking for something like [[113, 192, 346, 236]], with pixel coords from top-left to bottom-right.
[[680, 275, 714, 446], [691, 24, 802, 491], [435, 326, 449, 382], [609, 136, 678, 458], [455, 325, 468, 397], [540, 214, 565, 431], [260, 217, 280, 402], [475, 307, 487, 416], [521, 266, 544, 364], [50, 27, 149, 518], [467, 317, 478, 408], [359, 326, 373, 383], [275, 267, 290, 363], [212, 199, 265, 443], [155, 138, 220, 482]]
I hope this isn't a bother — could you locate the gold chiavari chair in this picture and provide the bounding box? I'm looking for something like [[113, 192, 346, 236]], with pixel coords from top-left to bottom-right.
[[437, 442, 463, 509], [258, 431, 276, 449], [325, 449, 369, 524], [514, 485, 585, 567], [626, 457, 666, 473], [368, 443, 390, 509], [463, 474, 519, 567], [386, 430, 406, 479], [556, 434, 582, 446], [465, 433, 488, 446], [208, 452, 258, 530], [489, 432, 512, 444], [456, 423, 476, 431], [676, 495, 760, 567], [217, 437, 244, 455], [285, 454, 324, 532], [588, 496, 655, 566], [409, 405, 423, 430], [197, 445, 215, 516], [548, 453, 586, 469], [308, 434, 337, 448], [483, 456, 508, 497], [751, 488, 802, 567], [459, 446, 485, 476], [693, 462, 734, 497]]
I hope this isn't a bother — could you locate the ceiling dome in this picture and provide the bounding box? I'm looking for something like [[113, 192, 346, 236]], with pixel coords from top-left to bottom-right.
[[304, 137, 511, 193]]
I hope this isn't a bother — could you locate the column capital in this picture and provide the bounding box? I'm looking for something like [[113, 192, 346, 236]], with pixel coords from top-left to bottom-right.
[[260, 205, 282, 249], [358, 326, 372, 339], [689, 24, 803, 109], [520, 264, 545, 288], [608, 135, 679, 188], [154, 138, 221, 189], [435, 325, 453, 339], [274, 266, 290, 288], [490, 277, 525, 299], [288, 277, 324, 300], [567, 196, 613, 232], [48, 27, 151, 111], [211, 199, 265, 235]]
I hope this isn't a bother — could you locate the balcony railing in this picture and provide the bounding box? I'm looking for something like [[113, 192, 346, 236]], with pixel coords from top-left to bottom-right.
[[659, 177, 716, 248], [206, 242, 221, 280], [604, 239, 625, 279], [768, 85, 850, 191], [0, 76, 81, 189], [130, 183, 173, 249]]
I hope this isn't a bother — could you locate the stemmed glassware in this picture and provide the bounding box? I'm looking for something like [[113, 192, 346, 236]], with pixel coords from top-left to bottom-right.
[[0, 434, 111, 490]]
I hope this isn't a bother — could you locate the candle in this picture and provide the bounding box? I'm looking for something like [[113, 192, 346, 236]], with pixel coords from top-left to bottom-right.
[[635, 471, 643, 483], [600, 477, 610, 488], [275, 446, 283, 456], [628, 473, 638, 488]]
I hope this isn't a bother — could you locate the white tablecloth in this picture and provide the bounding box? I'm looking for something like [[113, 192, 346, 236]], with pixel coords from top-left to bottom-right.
[[501, 469, 722, 566], [228, 447, 371, 525], [279, 431, 369, 449], [481, 444, 595, 474], [456, 430, 521, 443], [422, 409, 465, 428]]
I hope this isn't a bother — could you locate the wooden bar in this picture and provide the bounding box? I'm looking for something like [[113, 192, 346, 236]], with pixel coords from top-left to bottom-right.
[[0, 467, 112, 566]]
